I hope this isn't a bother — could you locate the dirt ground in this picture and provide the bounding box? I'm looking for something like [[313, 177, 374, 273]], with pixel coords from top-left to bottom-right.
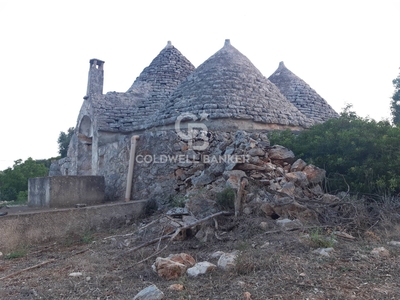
[[1, 211, 400, 300]]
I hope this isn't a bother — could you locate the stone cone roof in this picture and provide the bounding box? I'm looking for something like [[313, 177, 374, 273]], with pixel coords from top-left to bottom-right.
[[127, 41, 195, 97], [155, 40, 313, 128], [269, 62, 338, 123], [95, 41, 195, 132]]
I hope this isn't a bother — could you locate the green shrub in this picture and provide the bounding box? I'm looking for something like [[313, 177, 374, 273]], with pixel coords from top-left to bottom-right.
[[216, 187, 235, 210], [269, 105, 400, 195]]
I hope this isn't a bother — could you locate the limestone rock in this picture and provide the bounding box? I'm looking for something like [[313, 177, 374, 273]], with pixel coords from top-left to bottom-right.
[[321, 194, 340, 203], [259, 222, 269, 231], [218, 251, 238, 271], [224, 170, 247, 190], [260, 203, 276, 218], [236, 163, 267, 171], [290, 159, 307, 172], [195, 226, 215, 243], [187, 261, 216, 277], [133, 285, 164, 300], [243, 291, 252, 300], [153, 253, 195, 280], [185, 190, 217, 218], [387, 241, 400, 247], [279, 182, 296, 197], [303, 164, 326, 184], [268, 145, 295, 163], [153, 258, 187, 280], [248, 147, 265, 157], [168, 284, 184, 291], [276, 218, 303, 230], [285, 172, 309, 187], [312, 247, 334, 257], [370, 247, 390, 258], [192, 170, 215, 186], [210, 251, 225, 259], [167, 253, 196, 267]]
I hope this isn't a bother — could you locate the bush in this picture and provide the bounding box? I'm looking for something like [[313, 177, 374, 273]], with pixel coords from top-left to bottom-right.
[[216, 187, 235, 210], [269, 105, 400, 195]]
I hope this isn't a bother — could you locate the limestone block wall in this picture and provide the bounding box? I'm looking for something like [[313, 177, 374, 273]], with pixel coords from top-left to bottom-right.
[[96, 134, 131, 201]]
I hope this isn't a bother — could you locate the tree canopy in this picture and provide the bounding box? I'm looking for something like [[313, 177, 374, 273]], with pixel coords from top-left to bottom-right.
[[0, 158, 48, 201], [390, 68, 400, 125], [57, 127, 75, 158], [269, 106, 400, 195]]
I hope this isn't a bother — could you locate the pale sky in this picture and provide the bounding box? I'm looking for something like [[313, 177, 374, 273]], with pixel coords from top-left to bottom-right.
[[0, 0, 399, 171]]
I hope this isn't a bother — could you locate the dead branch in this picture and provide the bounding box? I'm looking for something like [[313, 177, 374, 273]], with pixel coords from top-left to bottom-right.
[[127, 235, 173, 253], [127, 211, 233, 252], [213, 218, 219, 230], [72, 248, 90, 256], [170, 210, 232, 241], [132, 244, 169, 266], [104, 216, 162, 240], [264, 225, 335, 235], [0, 259, 55, 281]]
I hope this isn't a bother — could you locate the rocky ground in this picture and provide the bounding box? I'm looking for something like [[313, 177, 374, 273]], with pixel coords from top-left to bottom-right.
[[1, 208, 400, 300]]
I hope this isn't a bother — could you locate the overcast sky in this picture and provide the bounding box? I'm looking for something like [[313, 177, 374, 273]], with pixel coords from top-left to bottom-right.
[[0, 0, 399, 171]]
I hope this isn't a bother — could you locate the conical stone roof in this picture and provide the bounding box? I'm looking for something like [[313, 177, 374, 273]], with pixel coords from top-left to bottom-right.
[[154, 40, 313, 129], [95, 41, 195, 132], [127, 41, 195, 98], [269, 62, 338, 123]]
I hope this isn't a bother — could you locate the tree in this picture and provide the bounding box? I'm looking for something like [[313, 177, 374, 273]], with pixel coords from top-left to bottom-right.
[[0, 158, 48, 201], [57, 127, 75, 158], [390, 68, 400, 125]]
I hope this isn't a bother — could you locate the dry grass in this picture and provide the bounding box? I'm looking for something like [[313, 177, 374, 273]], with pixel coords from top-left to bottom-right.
[[1, 201, 400, 299]]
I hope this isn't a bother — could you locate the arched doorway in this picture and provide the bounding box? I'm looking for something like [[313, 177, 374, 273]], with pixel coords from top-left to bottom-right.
[[77, 115, 93, 175]]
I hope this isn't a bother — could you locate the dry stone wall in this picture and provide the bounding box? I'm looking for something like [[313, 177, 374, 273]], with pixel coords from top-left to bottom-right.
[[128, 129, 334, 221]]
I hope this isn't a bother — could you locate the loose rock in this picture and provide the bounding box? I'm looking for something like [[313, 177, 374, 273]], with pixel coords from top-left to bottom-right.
[[218, 251, 238, 270], [370, 247, 390, 258], [187, 261, 216, 277], [312, 248, 334, 257], [133, 285, 164, 300]]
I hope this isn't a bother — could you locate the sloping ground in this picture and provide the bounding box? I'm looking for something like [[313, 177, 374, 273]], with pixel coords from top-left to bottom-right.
[[1, 212, 400, 299]]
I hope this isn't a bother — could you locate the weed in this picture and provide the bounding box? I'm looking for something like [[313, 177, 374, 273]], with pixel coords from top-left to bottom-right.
[[340, 266, 351, 273], [216, 187, 235, 210], [80, 232, 94, 244], [309, 228, 335, 248], [169, 194, 187, 208], [5, 247, 28, 259]]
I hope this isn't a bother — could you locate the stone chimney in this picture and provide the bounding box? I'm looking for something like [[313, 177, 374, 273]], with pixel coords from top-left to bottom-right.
[[84, 58, 104, 100]]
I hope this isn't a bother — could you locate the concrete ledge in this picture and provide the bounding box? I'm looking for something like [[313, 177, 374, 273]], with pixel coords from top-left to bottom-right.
[[28, 176, 106, 208], [0, 201, 146, 252]]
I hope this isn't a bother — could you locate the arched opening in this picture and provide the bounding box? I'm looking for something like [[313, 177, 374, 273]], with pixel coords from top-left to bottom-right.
[[77, 115, 93, 175]]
